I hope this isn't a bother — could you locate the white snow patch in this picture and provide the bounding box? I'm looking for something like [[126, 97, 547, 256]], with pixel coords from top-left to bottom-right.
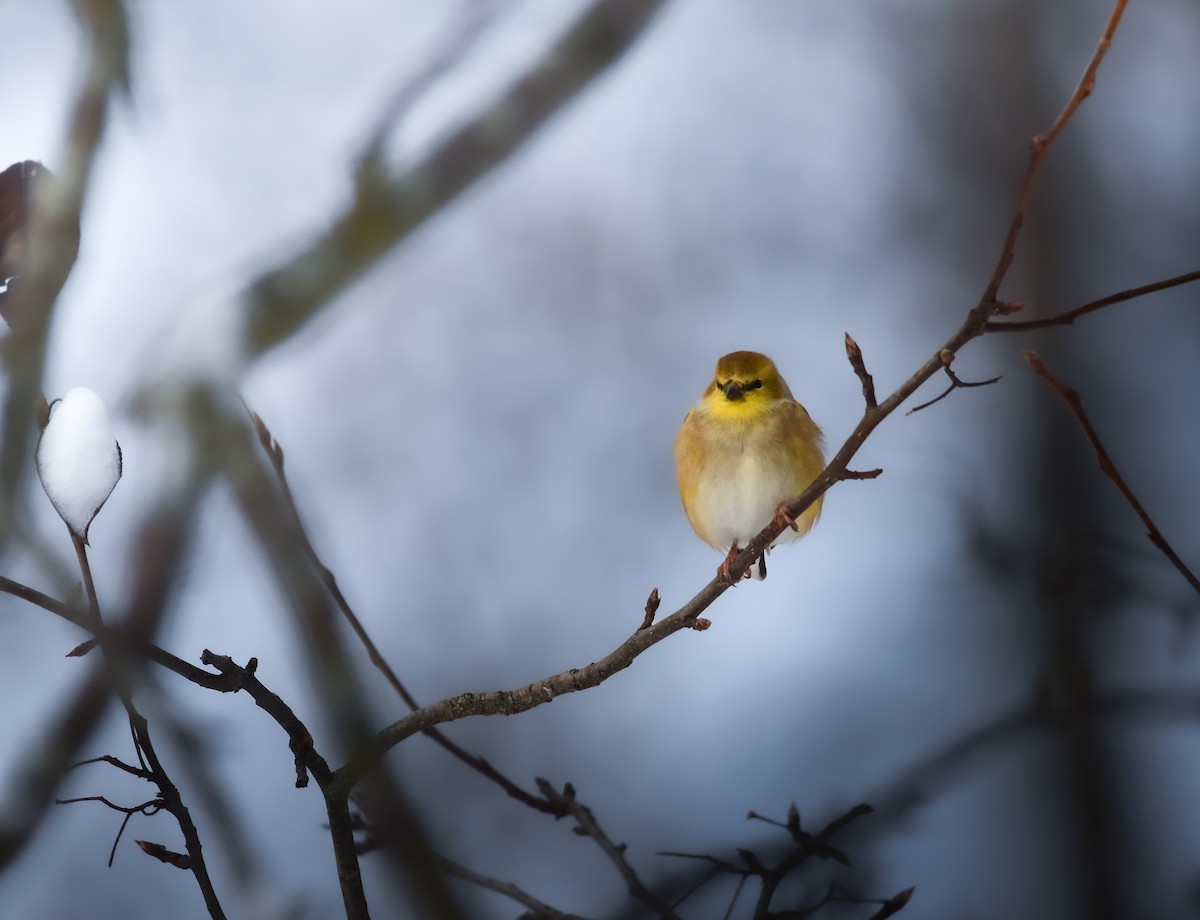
[[36, 387, 122, 541]]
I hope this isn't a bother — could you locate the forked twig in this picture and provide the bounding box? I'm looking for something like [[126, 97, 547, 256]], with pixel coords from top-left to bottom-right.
[[906, 362, 1002, 416], [986, 268, 1200, 332]]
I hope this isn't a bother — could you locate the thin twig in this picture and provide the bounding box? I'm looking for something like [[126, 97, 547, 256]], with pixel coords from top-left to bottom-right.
[[980, 0, 1129, 304], [54, 795, 161, 867], [435, 852, 595, 920], [70, 531, 101, 622], [247, 409, 561, 813], [986, 268, 1200, 332], [906, 364, 1002, 416], [222, 416, 452, 920], [69, 753, 150, 780], [66, 556, 228, 916], [535, 779, 680, 920], [844, 334, 877, 409], [0, 575, 232, 689], [658, 803, 877, 916], [1024, 350, 1200, 595]]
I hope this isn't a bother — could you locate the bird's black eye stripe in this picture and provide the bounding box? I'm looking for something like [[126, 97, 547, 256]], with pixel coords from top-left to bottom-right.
[[747, 379, 763, 390]]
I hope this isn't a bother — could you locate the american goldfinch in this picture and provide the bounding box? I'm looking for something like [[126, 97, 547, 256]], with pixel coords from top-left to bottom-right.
[[675, 351, 825, 581]]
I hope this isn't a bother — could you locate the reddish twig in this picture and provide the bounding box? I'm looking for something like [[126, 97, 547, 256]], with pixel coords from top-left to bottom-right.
[[135, 839, 191, 870], [981, 0, 1130, 304], [844, 333, 877, 409], [1024, 350, 1200, 595], [986, 268, 1200, 332], [639, 587, 661, 630]]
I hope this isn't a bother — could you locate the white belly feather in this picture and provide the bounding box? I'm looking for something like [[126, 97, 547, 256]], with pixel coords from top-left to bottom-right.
[[694, 449, 805, 550]]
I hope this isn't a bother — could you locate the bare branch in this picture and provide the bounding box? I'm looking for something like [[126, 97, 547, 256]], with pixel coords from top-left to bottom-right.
[[980, 0, 1129, 303], [536, 779, 679, 919], [906, 361, 1002, 416], [245, 0, 667, 357], [248, 409, 563, 814], [986, 268, 1200, 332], [340, 0, 1140, 783], [199, 651, 334, 788], [435, 852, 596, 920], [54, 794, 161, 867], [0, 576, 231, 689], [1024, 351, 1200, 595]]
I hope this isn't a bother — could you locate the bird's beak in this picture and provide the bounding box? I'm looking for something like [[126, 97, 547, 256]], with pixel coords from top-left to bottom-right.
[[722, 381, 746, 401]]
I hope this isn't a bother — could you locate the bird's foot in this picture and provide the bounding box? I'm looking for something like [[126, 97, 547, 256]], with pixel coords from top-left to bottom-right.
[[718, 543, 751, 584], [772, 502, 800, 533]]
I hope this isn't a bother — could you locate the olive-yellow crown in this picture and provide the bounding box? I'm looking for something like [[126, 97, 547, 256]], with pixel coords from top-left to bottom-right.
[[707, 351, 794, 403]]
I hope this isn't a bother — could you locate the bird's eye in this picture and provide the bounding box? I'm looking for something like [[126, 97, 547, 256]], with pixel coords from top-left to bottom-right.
[[715, 380, 726, 391], [747, 379, 763, 390]]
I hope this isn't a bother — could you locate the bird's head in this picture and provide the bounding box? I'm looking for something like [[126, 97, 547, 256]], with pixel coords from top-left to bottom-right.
[[704, 351, 793, 417]]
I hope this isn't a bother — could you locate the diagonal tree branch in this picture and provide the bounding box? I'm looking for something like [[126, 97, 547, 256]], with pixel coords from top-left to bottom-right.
[[245, 0, 667, 357], [435, 851, 596, 920], [1024, 350, 1200, 595], [248, 410, 561, 813], [536, 779, 679, 919], [980, 0, 1129, 304]]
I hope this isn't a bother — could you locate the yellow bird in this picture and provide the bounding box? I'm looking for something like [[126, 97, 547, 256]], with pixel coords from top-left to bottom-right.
[[675, 351, 825, 581]]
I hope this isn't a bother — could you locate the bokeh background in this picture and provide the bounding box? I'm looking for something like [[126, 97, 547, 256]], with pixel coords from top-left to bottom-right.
[[1, 0, 1199, 917]]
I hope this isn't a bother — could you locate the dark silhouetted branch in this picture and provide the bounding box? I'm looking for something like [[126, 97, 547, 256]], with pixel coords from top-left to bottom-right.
[[436, 852, 597, 920], [1024, 350, 1200, 594], [55, 794, 161, 867], [658, 802, 881, 918], [536, 779, 679, 919]]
